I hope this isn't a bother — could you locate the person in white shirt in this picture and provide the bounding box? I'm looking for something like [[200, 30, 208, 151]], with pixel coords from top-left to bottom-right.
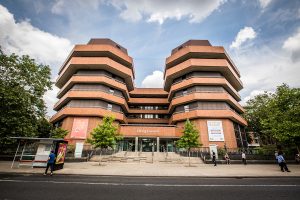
[[242, 152, 247, 165], [277, 151, 291, 172]]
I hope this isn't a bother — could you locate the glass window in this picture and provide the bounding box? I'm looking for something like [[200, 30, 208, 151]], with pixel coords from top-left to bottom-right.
[[183, 90, 188, 96], [107, 104, 112, 111], [184, 105, 189, 112], [109, 88, 114, 94]]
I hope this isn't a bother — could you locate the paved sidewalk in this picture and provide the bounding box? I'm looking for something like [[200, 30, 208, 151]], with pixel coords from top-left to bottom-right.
[[0, 161, 299, 177]]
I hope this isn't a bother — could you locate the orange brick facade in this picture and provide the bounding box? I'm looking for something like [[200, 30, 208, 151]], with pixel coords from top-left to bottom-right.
[[50, 39, 248, 151]]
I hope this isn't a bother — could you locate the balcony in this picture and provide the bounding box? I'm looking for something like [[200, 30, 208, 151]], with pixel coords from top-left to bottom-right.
[[170, 109, 247, 126], [59, 44, 134, 75], [53, 90, 129, 112], [168, 91, 244, 113], [164, 58, 243, 91], [57, 74, 130, 100], [50, 106, 127, 123], [165, 45, 240, 77], [56, 57, 134, 90], [127, 118, 169, 124], [168, 76, 241, 101]]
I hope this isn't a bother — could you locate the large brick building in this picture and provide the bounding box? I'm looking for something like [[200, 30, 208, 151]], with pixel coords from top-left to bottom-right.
[[50, 39, 248, 152]]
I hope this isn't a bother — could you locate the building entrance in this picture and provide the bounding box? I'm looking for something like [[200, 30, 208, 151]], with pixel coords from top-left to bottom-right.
[[119, 138, 135, 151], [159, 139, 176, 152], [138, 138, 156, 152], [119, 137, 178, 152]]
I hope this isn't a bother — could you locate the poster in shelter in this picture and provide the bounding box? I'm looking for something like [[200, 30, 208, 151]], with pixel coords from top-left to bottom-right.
[[55, 143, 67, 164]]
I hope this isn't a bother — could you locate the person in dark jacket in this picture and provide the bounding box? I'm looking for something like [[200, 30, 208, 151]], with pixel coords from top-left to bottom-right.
[[212, 151, 217, 166], [44, 150, 56, 176], [277, 151, 291, 172]]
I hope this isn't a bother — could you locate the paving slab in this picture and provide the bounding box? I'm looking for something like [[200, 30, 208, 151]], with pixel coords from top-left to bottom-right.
[[0, 161, 299, 177]]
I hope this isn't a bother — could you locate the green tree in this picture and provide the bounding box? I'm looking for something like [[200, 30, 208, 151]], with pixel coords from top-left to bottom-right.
[[176, 119, 201, 166], [37, 118, 53, 138], [262, 84, 300, 152], [87, 116, 122, 165], [50, 127, 69, 139], [244, 84, 300, 153], [243, 92, 273, 145], [0, 50, 52, 150]]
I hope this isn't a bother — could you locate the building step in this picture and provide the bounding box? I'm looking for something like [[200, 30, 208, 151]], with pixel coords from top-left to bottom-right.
[[89, 151, 204, 164]]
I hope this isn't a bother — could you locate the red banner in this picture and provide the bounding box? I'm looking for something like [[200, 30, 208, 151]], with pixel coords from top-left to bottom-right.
[[71, 118, 89, 139]]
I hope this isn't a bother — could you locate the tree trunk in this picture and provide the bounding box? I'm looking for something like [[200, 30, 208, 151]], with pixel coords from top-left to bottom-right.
[[98, 148, 102, 166]]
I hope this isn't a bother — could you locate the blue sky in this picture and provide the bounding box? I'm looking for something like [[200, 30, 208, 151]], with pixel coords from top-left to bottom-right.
[[0, 0, 299, 115]]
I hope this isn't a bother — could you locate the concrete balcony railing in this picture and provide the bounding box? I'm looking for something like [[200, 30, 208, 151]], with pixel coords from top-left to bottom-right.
[[168, 76, 241, 101], [170, 109, 247, 126], [56, 74, 130, 100], [50, 106, 127, 123]]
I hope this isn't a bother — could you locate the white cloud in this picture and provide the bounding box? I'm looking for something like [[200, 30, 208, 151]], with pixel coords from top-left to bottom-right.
[[258, 0, 272, 9], [282, 27, 300, 62], [240, 90, 266, 106], [0, 5, 73, 116], [230, 44, 300, 105], [230, 27, 257, 49], [44, 84, 60, 115], [0, 5, 72, 66], [109, 0, 226, 24], [51, 0, 102, 15], [141, 70, 164, 88]]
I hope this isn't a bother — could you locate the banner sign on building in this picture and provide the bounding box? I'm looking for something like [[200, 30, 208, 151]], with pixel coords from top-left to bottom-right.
[[207, 121, 225, 141], [71, 118, 89, 139], [74, 142, 84, 158], [56, 143, 67, 164]]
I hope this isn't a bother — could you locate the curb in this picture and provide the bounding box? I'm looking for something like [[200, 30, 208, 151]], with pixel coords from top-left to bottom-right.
[[1, 171, 300, 179]]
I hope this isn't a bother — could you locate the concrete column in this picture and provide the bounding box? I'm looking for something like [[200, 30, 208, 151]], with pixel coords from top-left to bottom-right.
[[156, 137, 160, 152], [135, 137, 138, 152]]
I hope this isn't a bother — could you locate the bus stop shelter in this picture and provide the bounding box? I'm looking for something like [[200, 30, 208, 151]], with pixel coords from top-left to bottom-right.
[[10, 137, 68, 170]]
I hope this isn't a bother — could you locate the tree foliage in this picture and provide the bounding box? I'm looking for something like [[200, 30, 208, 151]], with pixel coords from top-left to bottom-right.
[[36, 117, 53, 138], [176, 119, 201, 150], [87, 116, 122, 149], [244, 84, 300, 150], [243, 92, 273, 144], [51, 127, 69, 139], [176, 119, 201, 166], [0, 50, 52, 149]]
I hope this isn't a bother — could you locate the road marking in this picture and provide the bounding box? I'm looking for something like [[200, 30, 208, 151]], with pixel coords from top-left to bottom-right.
[[0, 179, 299, 187]]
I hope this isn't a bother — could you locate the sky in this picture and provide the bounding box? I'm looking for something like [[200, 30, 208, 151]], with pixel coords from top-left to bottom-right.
[[0, 0, 300, 116]]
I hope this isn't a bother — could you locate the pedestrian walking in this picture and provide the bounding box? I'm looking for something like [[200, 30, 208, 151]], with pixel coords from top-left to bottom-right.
[[277, 151, 291, 172], [274, 151, 278, 160], [295, 153, 300, 164], [44, 150, 56, 176], [224, 153, 230, 165], [212, 151, 217, 166], [242, 151, 247, 165]]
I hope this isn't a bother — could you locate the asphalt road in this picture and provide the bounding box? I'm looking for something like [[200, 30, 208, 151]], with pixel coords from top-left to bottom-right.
[[0, 173, 299, 200]]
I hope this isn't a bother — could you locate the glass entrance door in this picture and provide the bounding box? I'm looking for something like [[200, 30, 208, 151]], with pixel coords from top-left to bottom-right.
[[159, 139, 176, 152], [119, 138, 135, 151], [138, 138, 156, 152]]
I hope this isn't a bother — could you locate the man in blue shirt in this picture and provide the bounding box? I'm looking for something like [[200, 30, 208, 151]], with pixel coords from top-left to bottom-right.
[[44, 150, 56, 176], [277, 151, 291, 172]]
